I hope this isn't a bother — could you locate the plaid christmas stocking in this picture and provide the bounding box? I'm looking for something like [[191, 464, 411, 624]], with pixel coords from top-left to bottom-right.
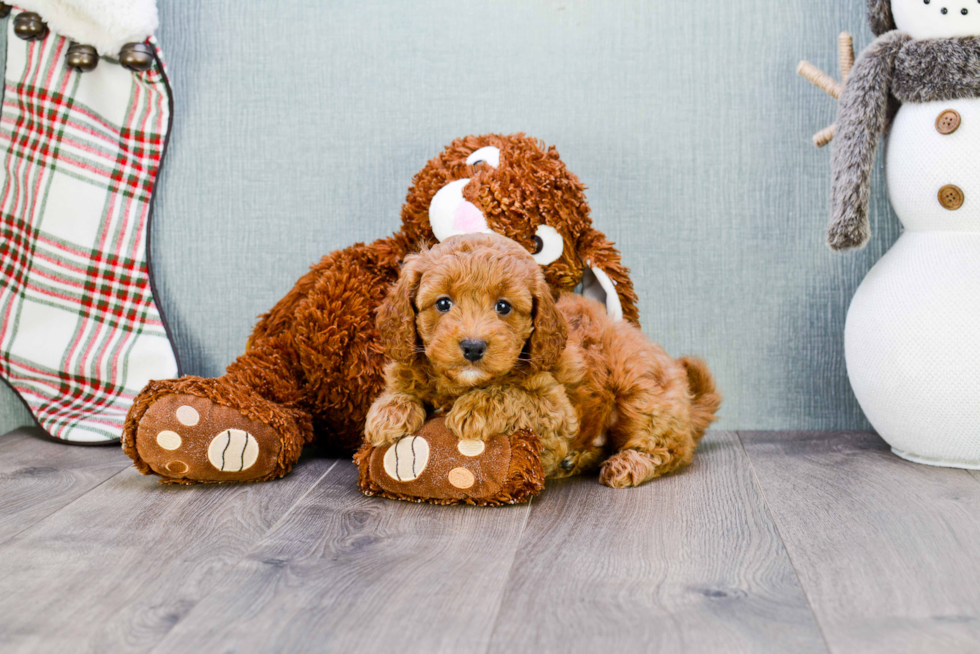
[[0, 2, 178, 443]]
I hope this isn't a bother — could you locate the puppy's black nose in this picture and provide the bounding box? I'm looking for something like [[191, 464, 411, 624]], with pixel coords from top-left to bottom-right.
[[460, 339, 487, 362]]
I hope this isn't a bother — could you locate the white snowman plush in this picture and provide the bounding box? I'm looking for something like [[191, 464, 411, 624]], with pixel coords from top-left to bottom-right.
[[806, 0, 980, 468]]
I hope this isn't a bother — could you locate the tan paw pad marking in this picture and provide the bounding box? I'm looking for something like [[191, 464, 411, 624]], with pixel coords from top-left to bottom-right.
[[175, 405, 200, 426], [207, 429, 259, 472], [166, 461, 188, 474], [448, 467, 475, 489], [156, 430, 182, 450], [456, 439, 485, 457], [383, 435, 429, 482]]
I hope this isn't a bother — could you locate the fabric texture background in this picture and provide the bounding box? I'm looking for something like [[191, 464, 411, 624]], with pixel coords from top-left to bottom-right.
[[0, 0, 900, 434]]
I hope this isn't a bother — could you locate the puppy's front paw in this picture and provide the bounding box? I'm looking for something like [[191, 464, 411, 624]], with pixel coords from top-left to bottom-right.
[[445, 410, 497, 442], [599, 450, 664, 488], [445, 394, 508, 442], [364, 394, 426, 446]]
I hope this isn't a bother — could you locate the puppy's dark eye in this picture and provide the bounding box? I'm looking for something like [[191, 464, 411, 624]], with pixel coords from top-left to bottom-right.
[[435, 298, 453, 313], [471, 160, 485, 168], [495, 300, 512, 316], [531, 235, 544, 255]]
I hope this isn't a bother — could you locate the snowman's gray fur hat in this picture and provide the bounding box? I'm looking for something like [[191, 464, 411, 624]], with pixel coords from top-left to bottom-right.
[[868, 0, 896, 36]]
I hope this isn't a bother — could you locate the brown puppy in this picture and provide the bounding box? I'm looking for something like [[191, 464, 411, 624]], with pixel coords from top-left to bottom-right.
[[366, 234, 721, 487]]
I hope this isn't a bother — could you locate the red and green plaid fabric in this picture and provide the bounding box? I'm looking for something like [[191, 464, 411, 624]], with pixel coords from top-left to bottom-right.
[[0, 12, 178, 442]]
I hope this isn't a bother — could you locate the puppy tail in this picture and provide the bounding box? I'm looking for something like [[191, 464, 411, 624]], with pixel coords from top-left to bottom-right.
[[678, 357, 721, 440]]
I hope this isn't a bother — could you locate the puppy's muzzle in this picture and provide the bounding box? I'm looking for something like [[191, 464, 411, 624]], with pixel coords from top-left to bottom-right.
[[460, 339, 487, 362]]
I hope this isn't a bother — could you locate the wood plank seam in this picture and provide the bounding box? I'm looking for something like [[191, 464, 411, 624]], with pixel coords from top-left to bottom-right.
[[147, 460, 340, 651], [481, 496, 535, 653], [248, 460, 340, 540], [0, 464, 130, 546], [484, 431, 828, 652], [738, 430, 980, 650], [735, 431, 835, 654], [144, 461, 533, 653]]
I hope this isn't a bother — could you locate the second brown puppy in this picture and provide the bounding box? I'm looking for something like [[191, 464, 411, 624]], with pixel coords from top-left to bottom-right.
[[365, 233, 720, 487]]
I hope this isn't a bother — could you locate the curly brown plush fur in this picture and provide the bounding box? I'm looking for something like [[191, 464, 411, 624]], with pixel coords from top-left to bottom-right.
[[366, 234, 720, 488], [123, 134, 638, 483]]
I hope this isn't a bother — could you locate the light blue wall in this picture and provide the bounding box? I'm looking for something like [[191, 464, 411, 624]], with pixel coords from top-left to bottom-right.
[[0, 0, 900, 434]]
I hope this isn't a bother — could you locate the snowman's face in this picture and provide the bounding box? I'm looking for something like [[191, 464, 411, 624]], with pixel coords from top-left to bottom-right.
[[892, 0, 980, 39]]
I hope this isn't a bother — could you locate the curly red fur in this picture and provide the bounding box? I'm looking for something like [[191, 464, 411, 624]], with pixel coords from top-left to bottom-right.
[[367, 234, 721, 488], [526, 272, 568, 373]]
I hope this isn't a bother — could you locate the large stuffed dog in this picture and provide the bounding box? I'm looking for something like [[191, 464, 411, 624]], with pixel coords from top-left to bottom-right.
[[123, 134, 638, 483]]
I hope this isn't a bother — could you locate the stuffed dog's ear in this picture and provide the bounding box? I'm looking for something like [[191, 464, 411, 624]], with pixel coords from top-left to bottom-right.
[[377, 254, 426, 364], [576, 226, 639, 325], [525, 273, 567, 372]]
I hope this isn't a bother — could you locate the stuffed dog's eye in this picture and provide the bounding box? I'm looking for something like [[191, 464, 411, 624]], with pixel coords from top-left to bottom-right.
[[495, 300, 512, 316], [435, 298, 453, 313], [531, 224, 564, 265], [466, 146, 500, 168]]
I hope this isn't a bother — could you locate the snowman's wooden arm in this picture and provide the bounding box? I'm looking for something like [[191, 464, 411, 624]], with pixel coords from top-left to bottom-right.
[[829, 30, 910, 251], [797, 33, 854, 147]]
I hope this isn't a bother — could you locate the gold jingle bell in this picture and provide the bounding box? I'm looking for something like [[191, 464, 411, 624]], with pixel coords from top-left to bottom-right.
[[66, 43, 99, 72], [119, 42, 155, 72], [13, 12, 48, 41]]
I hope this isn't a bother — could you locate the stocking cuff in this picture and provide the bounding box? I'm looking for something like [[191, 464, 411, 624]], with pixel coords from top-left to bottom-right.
[[13, 0, 158, 55]]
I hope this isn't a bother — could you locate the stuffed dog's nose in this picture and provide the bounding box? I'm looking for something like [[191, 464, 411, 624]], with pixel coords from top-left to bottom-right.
[[460, 339, 487, 362]]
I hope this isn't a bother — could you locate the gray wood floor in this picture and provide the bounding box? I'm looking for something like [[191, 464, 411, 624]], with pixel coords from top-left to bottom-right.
[[1, 428, 978, 654]]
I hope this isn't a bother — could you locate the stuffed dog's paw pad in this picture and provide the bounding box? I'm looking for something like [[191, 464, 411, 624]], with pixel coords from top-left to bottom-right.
[[382, 435, 430, 481], [448, 467, 475, 489], [176, 405, 199, 426], [133, 393, 284, 482], [357, 417, 544, 505], [156, 430, 181, 450], [457, 439, 485, 457], [207, 429, 260, 472]]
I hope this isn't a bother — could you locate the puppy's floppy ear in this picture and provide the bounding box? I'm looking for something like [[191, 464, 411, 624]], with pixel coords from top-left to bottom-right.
[[377, 254, 425, 364], [525, 273, 567, 372]]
